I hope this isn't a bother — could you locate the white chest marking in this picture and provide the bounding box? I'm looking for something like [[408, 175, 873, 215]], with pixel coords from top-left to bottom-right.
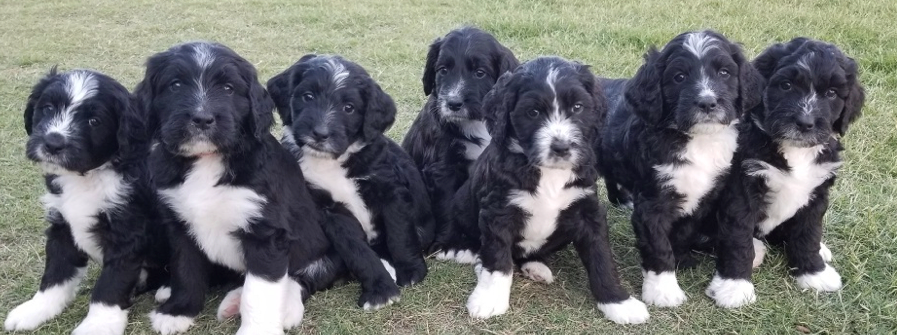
[[459, 120, 491, 162], [41, 165, 129, 262], [747, 145, 841, 235], [509, 167, 590, 254], [299, 144, 377, 241], [158, 156, 266, 272], [655, 124, 738, 215]]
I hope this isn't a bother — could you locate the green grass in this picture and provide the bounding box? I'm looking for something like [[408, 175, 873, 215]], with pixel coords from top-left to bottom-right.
[[1, 0, 896, 333]]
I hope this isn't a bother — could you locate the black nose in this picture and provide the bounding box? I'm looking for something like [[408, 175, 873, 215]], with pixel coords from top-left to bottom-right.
[[191, 114, 215, 129], [550, 141, 571, 156], [796, 116, 815, 131], [446, 99, 463, 112], [696, 96, 718, 112], [312, 126, 330, 141], [43, 133, 66, 154]]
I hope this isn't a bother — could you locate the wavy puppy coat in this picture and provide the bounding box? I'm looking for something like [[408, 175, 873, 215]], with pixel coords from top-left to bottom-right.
[[402, 27, 519, 253], [597, 30, 764, 307], [5, 69, 167, 335], [267, 54, 431, 310], [137, 42, 329, 335], [445, 57, 648, 324], [707, 38, 864, 308]]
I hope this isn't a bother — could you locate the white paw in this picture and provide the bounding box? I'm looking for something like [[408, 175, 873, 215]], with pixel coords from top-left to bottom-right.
[[154, 286, 172, 303], [281, 281, 305, 330], [72, 304, 128, 335], [704, 274, 756, 308], [380, 259, 397, 282], [795, 264, 842, 292], [362, 296, 400, 311], [596, 297, 649, 324], [641, 271, 687, 307], [4, 291, 70, 331], [752, 238, 767, 268], [520, 261, 554, 284], [216, 287, 243, 321], [819, 242, 833, 262], [466, 266, 512, 319], [149, 311, 194, 335], [435, 249, 480, 264], [236, 325, 284, 335]]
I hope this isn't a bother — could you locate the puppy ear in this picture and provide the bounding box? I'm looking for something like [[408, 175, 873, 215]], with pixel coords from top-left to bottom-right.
[[731, 44, 765, 115], [493, 44, 519, 77], [237, 59, 275, 138], [422, 37, 443, 96], [752, 38, 809, 79], [483, 71, 517, 145], [266, 68, 293, 125], [24, 66, 60, 135], [577, 64, 608, 141], [363, 79, 397, 141], [833, 56, 865, 136], [624, 48, 665, 125]]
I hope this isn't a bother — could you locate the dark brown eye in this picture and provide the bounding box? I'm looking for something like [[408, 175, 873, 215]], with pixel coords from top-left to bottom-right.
[[43, 104, 55, 113], [825, 88, 838, 99], [438, 67, 448, 75], [673, 73, 687, 83], [343, 103, 355, 114], [302, 92, 314, 102], [88, 118, 100, 127], [527, 110, 540, 118], [572, 103, 584, 114], [169, 80, 182, 92], [718, 69, 731, 78], [779, 81, 792, 91], [223, 83, 234, 95], [474, 69, 487, 78]]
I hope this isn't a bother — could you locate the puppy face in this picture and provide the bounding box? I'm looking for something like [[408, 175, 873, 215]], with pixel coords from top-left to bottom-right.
[[626, 30, 763, 133], [484, 57, 604, 169], [24, 68, 129, 173], [135, 42, 273, 157], [422, 27, 519, 123], [753, 38, 865, 146], [267, 55, 396, 158]]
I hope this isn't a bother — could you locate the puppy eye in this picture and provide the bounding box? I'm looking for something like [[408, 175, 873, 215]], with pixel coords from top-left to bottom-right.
[[170, 80, 182, 92], [779, 81, 792, 91], [343, 103, 355, 114], [673, 73, 687, 83], [437, 67, 448, 76], [474, 69, 487, 79], [223, 83, 234, 95], [718, 69, 731, 78], [572, 103, 584, 114], [88, 118, 100, 127], [43, 104, 55, 113], [527, 110, 540, 118], [825, 88, 838, 99], [302, 92, 314, 102]]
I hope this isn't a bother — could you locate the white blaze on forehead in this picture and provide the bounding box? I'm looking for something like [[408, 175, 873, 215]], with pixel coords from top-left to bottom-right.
[[683, 32, 719, 59], [797, 52, 815, 71], [46, 71, 98, 136], [192, 43, 216, 69], [323, 57, 350, 90]]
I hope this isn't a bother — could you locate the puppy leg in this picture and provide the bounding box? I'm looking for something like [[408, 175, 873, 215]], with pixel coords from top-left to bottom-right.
[[5, 223, 88, 331], [434, 182, 481, 264], [570, 198, 649, 325], [784, 199, 842, 292], [382, 192, 427, 286], [706, 194, 757, 308], [151, 226, 210, 335], [235, 224, 293, 335], [631, 199, 687, 307], [466, 205, 517, 319]]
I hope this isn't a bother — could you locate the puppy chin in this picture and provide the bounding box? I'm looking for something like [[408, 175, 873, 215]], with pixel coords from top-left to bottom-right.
[[178, 139, 219, 157], [437, 106, 472, 123], [538, 153, 579, 170], [689, 119, 737, 135], [301, 144, 339, 159], [38, 161, 75, 175]]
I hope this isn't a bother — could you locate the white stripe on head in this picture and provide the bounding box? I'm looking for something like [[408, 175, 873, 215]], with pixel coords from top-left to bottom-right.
[[323, 57, 350, 90], [192, 43, 216, 109], [797, 52, 814, 72], [698, 68, 716, 99], [46, 71, 98, 137], [683, 32, 719, 59]]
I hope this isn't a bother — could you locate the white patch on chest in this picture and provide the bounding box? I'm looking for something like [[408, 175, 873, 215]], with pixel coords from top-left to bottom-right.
[[158, 155, 266, 272], [459, 120, 491, 162], [298, 143, 377, 241], [41, 164, 129, 262], [508, 167, 590, 254], [655, 123, 738, 216], [746, 145, 841, 235]]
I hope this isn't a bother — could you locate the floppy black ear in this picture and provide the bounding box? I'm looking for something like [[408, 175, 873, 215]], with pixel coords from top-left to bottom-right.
[[624, 48, 664, 125], [731, 44, 765, 115], [834, 55, 865, 136], [266, 68, 293, 125], [577, 64, 608, 141], [363, 79, 397, 141], [422, 37, 443, 96], [238, 60, 275, 138], [493, 44, 519, 78], [753, 38, 809, 79], [482, 71, 517, 146], [23, 66, 60, 135]]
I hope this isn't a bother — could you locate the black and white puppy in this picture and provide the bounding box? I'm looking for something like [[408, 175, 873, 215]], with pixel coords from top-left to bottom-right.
[[446, 57, 649, 324], [597, 30, 764, 307], [137, 42, 329, 335], [706, 38, 864, 308], [267, 54, 431, 309], [402, 27, 518, 257], [6, 68, 167, 335]]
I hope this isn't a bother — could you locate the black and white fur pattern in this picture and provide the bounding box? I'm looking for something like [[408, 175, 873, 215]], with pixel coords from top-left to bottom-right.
[[442, 57, 649, 324], [137, 42, 330, 335], [401, 27, 519, 255], [6, 69, 167, 335], [707, 38, 864, 308], [267, 54, 431, 309], [597, 30, 764, 307]]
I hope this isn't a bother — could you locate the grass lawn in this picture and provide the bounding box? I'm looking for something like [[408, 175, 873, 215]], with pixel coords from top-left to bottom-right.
[[2, 0, 896, 333]]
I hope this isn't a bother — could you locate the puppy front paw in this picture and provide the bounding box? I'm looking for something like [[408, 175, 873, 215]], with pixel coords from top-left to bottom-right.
[[705, 275, 756, 308], [434, 249, 479, 264], [216, 287, 243, 321], [795, 264, 842, 292], [149, 310, 194, 335], [359, 280, 401, 310], [466, 267, 512, 319], [71, 304, 128, 335], [395, 259, 428, 287], [520, 261, 554, 284], [596, 297, 650, 325], [4, 292, 69, 331], [641, 271, 687, 307]]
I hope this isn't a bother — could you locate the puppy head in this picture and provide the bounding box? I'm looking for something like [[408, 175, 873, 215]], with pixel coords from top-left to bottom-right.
[[24, 68, 131, 174], [484, 56, 605, 169], [625, 30, 763, 134], [752, 38, 864, 146], [134, 41, 274, 157], [422, 27, 519, 123], [267, 55, 396, 158]]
